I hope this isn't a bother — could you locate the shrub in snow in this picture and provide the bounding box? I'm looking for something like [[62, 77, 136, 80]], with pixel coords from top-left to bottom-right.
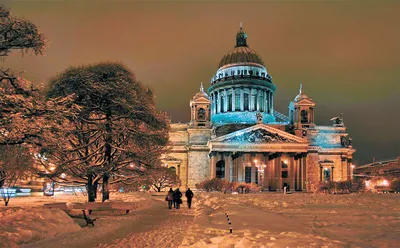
[[195, 178, 226, 192], [390, 179, 400, 192], [317, 180, 365, 194], [195, 179, 261, 193]]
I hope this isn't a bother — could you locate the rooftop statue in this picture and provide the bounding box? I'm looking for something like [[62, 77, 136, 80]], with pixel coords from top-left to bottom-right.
[[256, 112, 263, 124], [330, 113, 344, 127]]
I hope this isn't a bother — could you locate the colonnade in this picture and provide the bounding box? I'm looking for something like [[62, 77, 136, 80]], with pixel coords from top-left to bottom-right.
[[209, 151, 308, 191], [210, 87, 273, 115]]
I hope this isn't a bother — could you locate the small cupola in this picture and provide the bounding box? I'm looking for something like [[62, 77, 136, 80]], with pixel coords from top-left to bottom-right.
[[289, 84, 316, 135], [190, 83, 211, 128]]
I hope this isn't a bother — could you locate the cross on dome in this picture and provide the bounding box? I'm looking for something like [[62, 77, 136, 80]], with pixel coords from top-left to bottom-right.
[[299, 84, 303, 94], [200, 82, 204, 92]]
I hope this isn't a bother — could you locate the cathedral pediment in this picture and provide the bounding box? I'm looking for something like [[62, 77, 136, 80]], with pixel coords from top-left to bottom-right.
[[192, 96, 210, 103], [212, 124, 308, 144], [294, 98, 315, 106]]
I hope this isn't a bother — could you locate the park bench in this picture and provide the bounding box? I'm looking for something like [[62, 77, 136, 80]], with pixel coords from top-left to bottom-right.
[[82, 210, 96, 226], [83, 201, 138, 215], [43, 202, 69, 210]]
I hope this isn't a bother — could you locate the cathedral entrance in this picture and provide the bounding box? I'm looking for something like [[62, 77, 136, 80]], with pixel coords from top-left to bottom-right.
[[245, 166, 251, 183], [216, 160, 225, 179]]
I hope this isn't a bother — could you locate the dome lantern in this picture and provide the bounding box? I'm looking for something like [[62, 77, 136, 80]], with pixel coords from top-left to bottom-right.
[[236, 23, 248, 47]]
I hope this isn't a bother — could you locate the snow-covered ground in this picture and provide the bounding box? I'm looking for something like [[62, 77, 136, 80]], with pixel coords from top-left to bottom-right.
[[0, 192, 152, 247], [1, 192, 399, 247], [182, 192, 400, 248]]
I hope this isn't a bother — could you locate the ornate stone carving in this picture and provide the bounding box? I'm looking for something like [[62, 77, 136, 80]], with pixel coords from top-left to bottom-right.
[[256, 112, 263, 124], [211, 126, 217, 138], [340, 135, 347, 147], [225, 129, 290, 143]]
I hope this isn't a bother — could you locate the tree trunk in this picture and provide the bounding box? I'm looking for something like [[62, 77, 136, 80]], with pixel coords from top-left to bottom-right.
[[87, 175, 96, 202], [94, 181, 98, 199], [102, 113, 112, 202], [102, 173, 110, 202]]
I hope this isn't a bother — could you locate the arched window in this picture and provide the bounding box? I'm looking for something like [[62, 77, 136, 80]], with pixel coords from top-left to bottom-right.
[[244, 93, 249, 111], [301, 110, 308, 123], [198, 108, 206, 121], [235, 92, 240, 111], [169, 166, 176, 174], [228, 94, 232, 111], [324, 168, 331, 181], [216, 161, 225, 179]]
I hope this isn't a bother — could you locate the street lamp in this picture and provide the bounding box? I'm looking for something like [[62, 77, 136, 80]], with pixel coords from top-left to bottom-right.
[[350, 164, 356, 180], [253, 159, 266, 187]]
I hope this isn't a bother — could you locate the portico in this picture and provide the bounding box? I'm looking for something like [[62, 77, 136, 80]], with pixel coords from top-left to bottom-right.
[[208, 124, 309, 191]]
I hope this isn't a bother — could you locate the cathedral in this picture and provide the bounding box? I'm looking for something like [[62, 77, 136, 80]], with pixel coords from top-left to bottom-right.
[[163, 26, 355, 192]]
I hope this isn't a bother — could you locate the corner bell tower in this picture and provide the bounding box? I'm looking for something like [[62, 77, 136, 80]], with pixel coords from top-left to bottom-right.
[[289, 84, 316, 136], [190, 83, 211, 128]]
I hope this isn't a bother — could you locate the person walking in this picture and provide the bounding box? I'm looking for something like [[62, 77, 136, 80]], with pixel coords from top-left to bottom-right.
[[185, 188, 194, 209], [166, 188, 174, 209], [174, 188, 182, 209]]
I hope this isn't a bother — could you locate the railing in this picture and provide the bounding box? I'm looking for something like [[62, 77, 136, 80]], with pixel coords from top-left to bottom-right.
[[211, 74, 272, 84]]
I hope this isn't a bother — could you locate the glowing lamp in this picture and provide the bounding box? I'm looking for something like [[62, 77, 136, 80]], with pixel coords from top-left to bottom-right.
[[254, 159, 258, 163], [382, 180, 389, 186], [351, 165, 356, 169]]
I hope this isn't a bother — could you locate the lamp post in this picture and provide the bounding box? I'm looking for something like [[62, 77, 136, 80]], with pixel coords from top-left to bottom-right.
[[350, 164, 356, 180], [254, 159, 266, 187]]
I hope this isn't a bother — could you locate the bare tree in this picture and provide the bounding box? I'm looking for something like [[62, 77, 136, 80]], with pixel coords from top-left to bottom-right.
[[0, 145, 34, 206], [45, 62, 169, 202], [0, 5, 45, 57], [0, 5, 77, 147], [146, 166, 180, 192], [0, 5, 79, 205]]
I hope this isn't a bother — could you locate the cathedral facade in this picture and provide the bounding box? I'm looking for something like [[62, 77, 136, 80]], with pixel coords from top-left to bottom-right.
[[163, 26, 355, 192]]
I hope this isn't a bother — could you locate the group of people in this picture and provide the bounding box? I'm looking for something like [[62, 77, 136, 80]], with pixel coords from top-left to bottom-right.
[[166, 188, 194, 210]]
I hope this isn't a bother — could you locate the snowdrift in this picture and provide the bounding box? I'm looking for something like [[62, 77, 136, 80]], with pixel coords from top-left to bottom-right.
[[0, 207, 81, 247]]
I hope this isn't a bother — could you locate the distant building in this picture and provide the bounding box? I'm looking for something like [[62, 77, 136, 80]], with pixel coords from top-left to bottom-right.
[[354, 157, 400, 179], [163, 25, 355, 192]]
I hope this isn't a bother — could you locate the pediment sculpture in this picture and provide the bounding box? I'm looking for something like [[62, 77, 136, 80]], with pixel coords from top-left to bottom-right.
[[225, 129, 290, 143]]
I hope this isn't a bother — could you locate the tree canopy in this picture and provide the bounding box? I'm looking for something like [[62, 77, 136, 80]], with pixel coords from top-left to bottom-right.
[[46, 62, 170, 201]]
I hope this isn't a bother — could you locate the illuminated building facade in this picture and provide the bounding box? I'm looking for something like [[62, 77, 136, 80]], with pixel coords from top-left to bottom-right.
[[164, 26, 355, 192]]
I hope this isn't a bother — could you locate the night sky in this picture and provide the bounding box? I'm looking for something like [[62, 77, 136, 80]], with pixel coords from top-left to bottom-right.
[[3, 1, 399, 165]]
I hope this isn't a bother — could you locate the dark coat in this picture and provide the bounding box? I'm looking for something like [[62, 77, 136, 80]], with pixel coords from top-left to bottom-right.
[[167, 191, 174, 201], [173, 190, 182, 201], [185, 189, 194, 199]]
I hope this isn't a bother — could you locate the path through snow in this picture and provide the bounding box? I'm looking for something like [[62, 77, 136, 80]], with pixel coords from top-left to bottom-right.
[[22, 197, 195, 248]]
